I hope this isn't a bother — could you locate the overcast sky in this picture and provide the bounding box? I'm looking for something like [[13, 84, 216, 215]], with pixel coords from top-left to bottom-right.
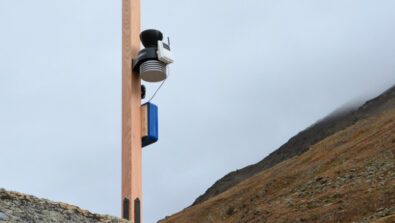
[[1, 0, 395, 222]]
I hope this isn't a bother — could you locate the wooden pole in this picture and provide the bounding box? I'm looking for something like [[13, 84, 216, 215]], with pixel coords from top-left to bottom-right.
[[122, 0, 141, 221]]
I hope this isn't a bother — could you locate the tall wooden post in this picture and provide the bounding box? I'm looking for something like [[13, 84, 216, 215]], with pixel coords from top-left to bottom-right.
[[122, 0, 141, 221]]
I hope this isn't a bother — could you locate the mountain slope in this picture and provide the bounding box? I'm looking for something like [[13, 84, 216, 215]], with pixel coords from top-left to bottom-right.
[[159, 103, 395, 223], [192, 85, 395, 206], [0, 189, 129, 223]]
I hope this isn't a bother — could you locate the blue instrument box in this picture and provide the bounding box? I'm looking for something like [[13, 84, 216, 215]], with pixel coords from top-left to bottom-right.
[[141, 102, 158, 147]]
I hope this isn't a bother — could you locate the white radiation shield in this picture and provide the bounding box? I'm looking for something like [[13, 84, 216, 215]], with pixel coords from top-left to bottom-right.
[[139, 60, 167, 82]]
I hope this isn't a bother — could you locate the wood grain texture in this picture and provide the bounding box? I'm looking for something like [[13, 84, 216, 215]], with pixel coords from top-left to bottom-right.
[[122, 0, 141, 221]]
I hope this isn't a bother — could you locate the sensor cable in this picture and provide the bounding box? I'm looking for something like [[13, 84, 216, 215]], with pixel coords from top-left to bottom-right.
[[147, 66, 170, 102]]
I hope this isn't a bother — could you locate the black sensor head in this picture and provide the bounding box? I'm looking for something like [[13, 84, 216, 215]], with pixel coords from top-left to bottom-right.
[[140, 29, 163, 48]]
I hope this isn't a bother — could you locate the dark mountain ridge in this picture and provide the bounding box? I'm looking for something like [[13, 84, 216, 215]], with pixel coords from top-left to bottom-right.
[[192, 85, 395, 206]]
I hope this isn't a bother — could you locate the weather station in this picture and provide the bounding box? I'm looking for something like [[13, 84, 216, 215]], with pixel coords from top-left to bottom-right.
[[135, 29, 174, 147], [121, 0, 174, 222]]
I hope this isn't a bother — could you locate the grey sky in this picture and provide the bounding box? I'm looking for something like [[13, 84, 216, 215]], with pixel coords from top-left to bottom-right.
[[1, 0, 395, 222]]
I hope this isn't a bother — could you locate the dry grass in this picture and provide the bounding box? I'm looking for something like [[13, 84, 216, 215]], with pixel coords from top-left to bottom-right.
[[159, 109, 395, 223]]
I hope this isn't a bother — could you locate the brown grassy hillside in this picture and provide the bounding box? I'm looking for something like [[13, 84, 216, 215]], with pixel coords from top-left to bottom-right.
[[193, 86, 395, 206], [159, 108, 395, 223]]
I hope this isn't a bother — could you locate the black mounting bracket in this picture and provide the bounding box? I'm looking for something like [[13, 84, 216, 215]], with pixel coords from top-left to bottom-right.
[[123, 198, 130, 220], [134, 198, 141, 223]]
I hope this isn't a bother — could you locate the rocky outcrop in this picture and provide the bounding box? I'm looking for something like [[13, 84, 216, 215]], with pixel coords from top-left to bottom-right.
[[0, 189, 129, 223], [192, 85, 395, 206]]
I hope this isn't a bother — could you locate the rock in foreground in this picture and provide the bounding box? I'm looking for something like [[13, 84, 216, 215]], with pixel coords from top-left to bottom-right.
[[0, 189, 129, 223]]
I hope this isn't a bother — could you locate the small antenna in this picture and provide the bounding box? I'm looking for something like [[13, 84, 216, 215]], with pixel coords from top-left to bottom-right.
[[167, 37, 171, 48]]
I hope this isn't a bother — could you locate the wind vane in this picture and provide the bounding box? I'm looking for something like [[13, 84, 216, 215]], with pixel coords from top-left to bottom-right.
[[121, 0, 174, 222]]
